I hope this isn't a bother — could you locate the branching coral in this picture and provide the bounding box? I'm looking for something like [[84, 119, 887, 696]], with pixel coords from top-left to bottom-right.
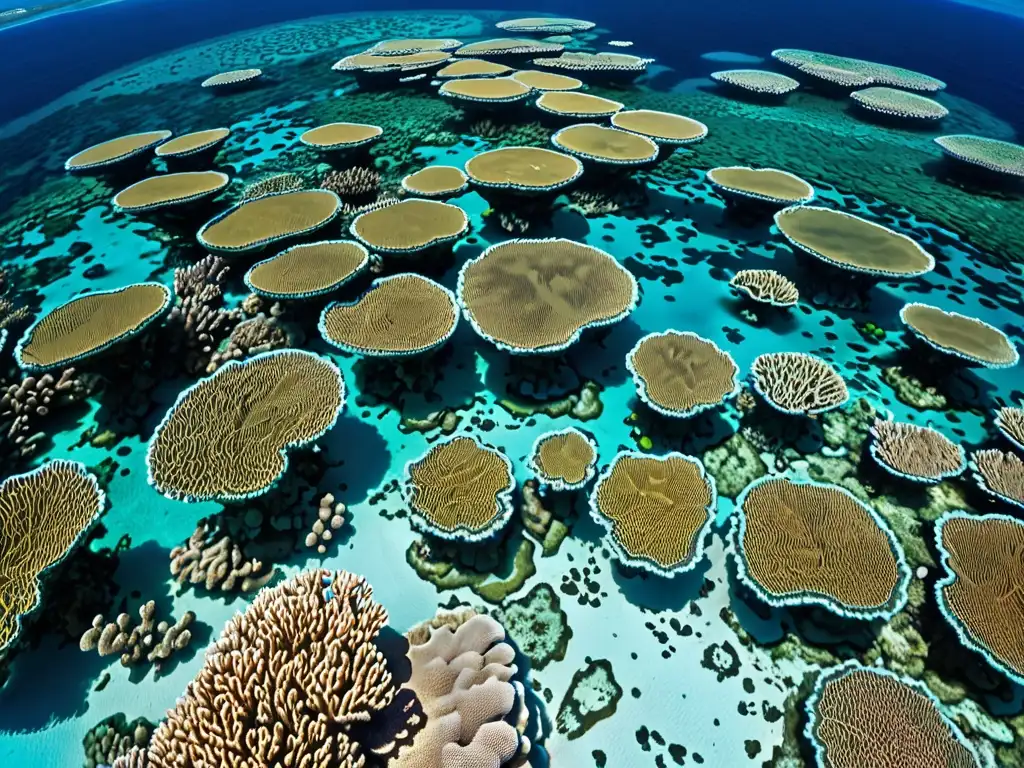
[[242, 172, 305, 201], [205, 313, 289, 373], [321, 166, 381, 200], [65, 131, 173, 172], [995, 406, 1024, 452], [1, 368, 96, 460], [79, 600, 195, 668], [900, 303, 1019, 368], [751, 352, 849, 415], [165, 255, 243, 375], [970, 448, 1024, 509], [730, 269, 799, 307], [869, 419, 966, 483], [305, 493, 346, 555], [169, 518, 275, 593]]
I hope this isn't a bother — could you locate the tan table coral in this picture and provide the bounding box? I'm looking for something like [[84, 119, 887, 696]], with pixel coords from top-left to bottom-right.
[[730, 269, 800, 307], [465, 146, 582, 193], [154, 127, 230, 159], [528, 427, 599, 491], [869, 418, 966, 483], [197, 189, 341, 253], [900, 302, 1019, 368], [65, 130, 172, 172], [611, 109, 708, 145], [401, 166, 469, 198], [709, 166, 814, 206], [112, 171, 229, 213], [244, 240, 369, 300], [350, 198, 468, 255], [552, 124, 660, 166], [750, 351, 849, 415]]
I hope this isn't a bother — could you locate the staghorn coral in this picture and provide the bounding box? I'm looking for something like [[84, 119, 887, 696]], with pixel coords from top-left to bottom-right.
[[1, 368, 96, 460], [710, 69, 800, 95], [900, 303, 1019, 368], [154, 127, 231, 159], [321, 166, 381, 200], [119, 570, 395, 767], [710, 167, 815, 206], [244, 240, 369, 300], [627, 330, 741, 418], [589, 451, 716, 576], [200, 68, 262, 88], [995, 406, 1024, 452], [300, 123, 383, 151], [320, 273, 459, 357], [305, 493, 346, 555], [775, 206, 934, 279], [869, 418, 966, 483], [610, 109, 708, 145], [15, 283, 171, 372], [751, 352, 849, 415], [0, 461, 104, 652], [552, 124, 659, 166], [935, 134, 1024, 179], [79, 601, 195, 668], [395, 610, 530, 767], [242, 172, 305, 201], [169, 518, 275, 593], [970, 448, 1024, 509], [165, 255, 243, 374], [439, 77, 533, 104], [65, 130, 173, 172], [350, 199, 468, 255], [528, 427, 598, 491], [537, 92, 624, 119], [851, 86, 949, 121], [935, 511, 1024, 685], [112, 171, 230, 213], [147, 349, 345, 502], [805, 662, 980, 767], [458, 238, 638, 354], [465, 146, 581, 193], [404, 435, 516, 541], [205, 313, 290, 373], [734, 476, 911, 619], [568, 184, 647, 216], [198, 190, 341, 254], [730, 269, 800, 307]]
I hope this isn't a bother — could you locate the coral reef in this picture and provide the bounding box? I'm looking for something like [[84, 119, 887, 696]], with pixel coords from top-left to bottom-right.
[[169, 518, 275, 593], [82, 713, 154, 768], [241, 172, 305, 201], [1, 368, 96, 462], [321, 165, 381, 200], [204, 313, 289, 373], [751, 352, 849, 415], [305, 493, 346, 554], [79, 601, 195, 668], [494, 582, 572, 670], [869, 419, 967, 483], [198, 189, 341, 254], [165, 255, 244, 375]]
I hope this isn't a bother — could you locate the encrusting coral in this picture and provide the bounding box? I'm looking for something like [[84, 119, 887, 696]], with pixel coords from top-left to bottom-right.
[[79, 600, 195, 668]]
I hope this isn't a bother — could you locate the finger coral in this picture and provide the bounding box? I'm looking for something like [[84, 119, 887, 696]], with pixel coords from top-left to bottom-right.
[[321, 166, 381, 200], [169, 518, 275, 593], [79, 601, 195, 668]]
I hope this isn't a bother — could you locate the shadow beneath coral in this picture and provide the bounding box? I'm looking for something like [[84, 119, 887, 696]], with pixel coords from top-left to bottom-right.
[[610, 547, 713, 613], [318, 414, 392, 506]]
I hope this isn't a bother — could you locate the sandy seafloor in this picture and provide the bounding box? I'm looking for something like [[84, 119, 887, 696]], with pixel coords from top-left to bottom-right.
[[0, 8, 1023, 768]]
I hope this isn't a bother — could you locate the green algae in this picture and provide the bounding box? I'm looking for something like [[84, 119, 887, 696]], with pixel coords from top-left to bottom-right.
[[556, 658, 623, 740], [405, 536, 536, 604]]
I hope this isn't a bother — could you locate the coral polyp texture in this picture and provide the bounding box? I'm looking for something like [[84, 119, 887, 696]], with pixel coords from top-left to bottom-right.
[[552, 124, 660, 166], [64, 130, 173, 172], [900, 303, 1019, 368], [533, 52, 653, 77], [775, 205, 935, 278], [496, 17, 596, 34], [242, 171, 304, 201], [154, 127, 231, 158], [627, 330, 741, 418], [709, 69, 800, 95], [511, 69, 583, 91], [729, 269, 800, 307], [850, 86, 949, 121], [935, 511, 1024, 684], [536, 91, 625, 118], [465, 146, 583, 193], [112, 171, 229, 213], [934, 134, 1024, 178], [708, 166, 814, 206], [435, 58, 513, 78], [197, 189, 341, 254], [332, 50, 451, 73], [750, 352, 849, 415], [528, 427, 599, 491], [869, 419, 967, 483], [319, 273, 459, 357], [970, 448, 1024, 510], [146, 349, 346, 502], [299, 122, 383, 151], [734, 476, 911, 619], [995, 407, 1024, 452], [454, 37, 563, 58], [243, 240, 369, 300], [367, 37, 462, 54], [350, 198, 468, 254], [439, 76, 533, 104], [804, 662, 981, 768], [458, 238, 638, 353], [15, 282, 171, 372], [771, 48, 945, 92], [200, 68, 262, 88], [403, 435, 516, 541], [401, 165, 469, 197], [0, 460, 104, 652], [589, 451, 717, 576], [118, 570, 395, 767], [610, 109, 708, 145]]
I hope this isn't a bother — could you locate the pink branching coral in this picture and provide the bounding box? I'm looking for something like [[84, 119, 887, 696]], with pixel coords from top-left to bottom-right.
[[124, 570, 395, 767], [165, 255, 243, 374], [321, 166, 381, 200], [204, 313, 289, 373], [1, 368, 97, 460]]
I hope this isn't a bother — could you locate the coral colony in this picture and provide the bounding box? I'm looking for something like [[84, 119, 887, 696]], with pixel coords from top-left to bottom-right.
[[1, 7, 1024, 768]]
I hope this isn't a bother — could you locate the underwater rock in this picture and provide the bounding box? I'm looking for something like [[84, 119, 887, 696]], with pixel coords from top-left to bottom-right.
[[556, 658, 622, 740], [406, 535, 537, 604], [493, 582, 572, 670], [702, 432, 767, 498], [520, 479, 571, 556]]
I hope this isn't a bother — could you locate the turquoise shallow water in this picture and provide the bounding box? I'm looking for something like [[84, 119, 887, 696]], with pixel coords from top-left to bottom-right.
[[0, 8, 1023, 768]]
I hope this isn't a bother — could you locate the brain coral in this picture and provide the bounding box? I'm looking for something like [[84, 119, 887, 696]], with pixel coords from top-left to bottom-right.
[[730, 269, 800, 307], [536, 91, 624, 118], [900, 303, 1019, 368], [300, 122, 383, 151], [401, 166, 469, 198], [734, 476, 911, 619], [124, 569, 396, 766], [590, 451, 717, 576], [851, 86, 949, 121], [775, 206, 935, 278], [710, 69, 800, 95], [319, 273, 459, 357], [439, 76, 533, 103], [610, 110, 709, 145], [627, 330, 740, 418], [458, 237, 638, 353], [708, 166, 814, 206], [750, 352, 849, 415], [935, 134, 1024, 178], [154, 127, 231, 158], [350, 199, 468, 254], [146, 349, 345, 502], [403, 435, 516, 541], [465, 146, 583, 193], [198, 190, 342, 254], [528, 427, 599, 491], [805, 661, 981, 768], [112, 171, 229, 213], [65, 130, 173, 172], [243, 240, 369, 300], [995, 406, 1024, 453], [0, 460, 104, 652], [935, 511, 1024, 684], [16, 283, 171, 372], [970, 448, 1024, 510], [552, 124, 660, 166], [869, 418, 966, 483]]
